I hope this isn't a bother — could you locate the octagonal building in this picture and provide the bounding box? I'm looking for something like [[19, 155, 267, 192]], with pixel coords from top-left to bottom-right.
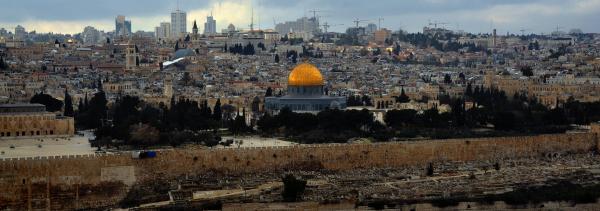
[[265, 63, 346, 113]]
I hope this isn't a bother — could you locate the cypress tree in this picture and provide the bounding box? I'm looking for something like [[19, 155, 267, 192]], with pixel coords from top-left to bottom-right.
[[64, 89, 74, 117], [0, 56, 7, 70], [78, 98, 84, 112], [213, 99, 222, 121], [84, 93, 89, 111]]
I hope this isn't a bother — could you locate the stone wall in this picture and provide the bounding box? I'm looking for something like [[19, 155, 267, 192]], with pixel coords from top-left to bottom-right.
[[0, 114, 75, 139], [0, 133, 598, 210]]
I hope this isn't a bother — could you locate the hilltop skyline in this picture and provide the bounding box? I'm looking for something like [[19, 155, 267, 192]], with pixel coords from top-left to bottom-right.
[[1, 0, 599, 35]]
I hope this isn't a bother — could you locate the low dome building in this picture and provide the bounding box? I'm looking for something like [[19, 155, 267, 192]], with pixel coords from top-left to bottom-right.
[[265, 63, 346, 113]]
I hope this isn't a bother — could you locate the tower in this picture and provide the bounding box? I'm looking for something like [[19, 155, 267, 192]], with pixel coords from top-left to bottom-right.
[[125, 41, 139, 71], [155, 22, 171, 40], [203, 11, 217, 35], [171, 10, 187, 38], [192, 20, 198, 35], [164, 75, 173, 98], [115, 15, 131, 37], [14, 25, 26, 39], [492, 28, 497, 47]]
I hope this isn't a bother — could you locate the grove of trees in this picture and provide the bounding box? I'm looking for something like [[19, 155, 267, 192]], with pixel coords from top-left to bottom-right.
[[30, 93, 63, 112], [38, 84, 600, 148]]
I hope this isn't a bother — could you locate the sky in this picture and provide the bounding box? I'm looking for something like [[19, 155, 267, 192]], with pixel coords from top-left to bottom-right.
[[0, 0, 599, 35]]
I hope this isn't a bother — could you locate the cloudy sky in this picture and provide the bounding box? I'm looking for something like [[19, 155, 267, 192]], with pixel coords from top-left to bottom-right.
[[0, 0, 598, 35]]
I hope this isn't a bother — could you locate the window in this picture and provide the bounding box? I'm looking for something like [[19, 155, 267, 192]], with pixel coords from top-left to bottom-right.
[[50, 130, 54, 135]]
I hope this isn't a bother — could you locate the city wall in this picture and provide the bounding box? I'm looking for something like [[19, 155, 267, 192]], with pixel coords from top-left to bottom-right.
[[0, 133, 598, 209]]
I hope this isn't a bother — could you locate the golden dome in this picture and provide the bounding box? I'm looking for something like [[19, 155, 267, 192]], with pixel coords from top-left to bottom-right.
[[288, 63, 324, 86]]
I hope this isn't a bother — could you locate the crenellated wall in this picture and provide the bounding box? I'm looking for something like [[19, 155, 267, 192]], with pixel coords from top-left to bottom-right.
[[0, 133, 598, 210]]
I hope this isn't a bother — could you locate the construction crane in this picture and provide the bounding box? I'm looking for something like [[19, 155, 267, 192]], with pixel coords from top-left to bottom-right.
[[353, 18, 370, 28], [248, 7, 254, 31], [428, 20, 449, 29], [321, 22, 344, 33], [519, 28, 530, 36], [378, 18, 384, 30], [553, 25, 564, 35], [308, 9, 329, 21]]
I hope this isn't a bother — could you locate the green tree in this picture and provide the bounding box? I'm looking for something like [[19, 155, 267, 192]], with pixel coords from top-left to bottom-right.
[[0, 56, 8, 70], [465, 83, 473, 96], [265, 87, 273, 97], [229, 109, 249, 134], [213, 98, 222, 121], [129, 124, 160, 146], [78, 98, 85, 112], [444, 74, 452, 84], [87, 91, 108, 129], [493, 111, 515, 131], [251, 96, 261, 113], [396, 87, 410, 103], [426, 162, 435, 176], [30, 93, 63, 112], [181, 72, 192, 86], [64, 89, 74, 117], [520, 66, 534, 77], [385, 109, 418, 129], [282, 174, 307, 202]]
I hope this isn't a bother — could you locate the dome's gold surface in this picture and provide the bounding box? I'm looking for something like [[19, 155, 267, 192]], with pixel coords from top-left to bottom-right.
[[288, 63, 324, 86]]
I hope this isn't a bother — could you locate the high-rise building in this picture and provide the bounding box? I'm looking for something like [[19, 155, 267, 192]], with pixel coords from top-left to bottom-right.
[[14, 25, 26, 39], [155, 22, 171, 40], [275, 17, 320, 36], [203, 14, 216, 35], [366, 23, 377, 34], [171, 10, 187, 38], [0, 28, 8, 37], [115, 15, 132, 37], [82, 26, 100, 45]]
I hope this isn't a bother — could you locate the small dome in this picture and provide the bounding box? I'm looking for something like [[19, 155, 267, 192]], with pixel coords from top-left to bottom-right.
[[174, 49, 195, 59], [288, 63, 324, 86]]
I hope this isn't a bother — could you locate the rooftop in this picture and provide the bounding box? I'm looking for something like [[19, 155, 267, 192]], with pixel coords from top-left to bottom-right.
[[0, 103, 46, 113]]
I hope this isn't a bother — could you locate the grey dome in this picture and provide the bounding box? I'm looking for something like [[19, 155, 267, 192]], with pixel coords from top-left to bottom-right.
[[174, 49, 195, 59]]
